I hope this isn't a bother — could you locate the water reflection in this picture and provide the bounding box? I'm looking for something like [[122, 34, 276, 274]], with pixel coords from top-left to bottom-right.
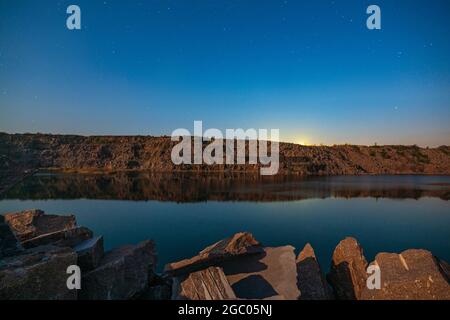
[[2, 172, 449, 202]]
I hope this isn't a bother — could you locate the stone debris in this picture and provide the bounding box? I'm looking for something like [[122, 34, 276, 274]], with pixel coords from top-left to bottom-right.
[[1, 210, 449, 300]]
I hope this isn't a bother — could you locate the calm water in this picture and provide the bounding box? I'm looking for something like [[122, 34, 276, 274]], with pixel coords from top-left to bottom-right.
[[1, 172, 449, 271]]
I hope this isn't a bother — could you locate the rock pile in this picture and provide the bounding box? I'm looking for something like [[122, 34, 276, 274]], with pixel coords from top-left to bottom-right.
[[0, 209, 157, 300], [164, 234, 449, 300], [1, 210, 449, 300]]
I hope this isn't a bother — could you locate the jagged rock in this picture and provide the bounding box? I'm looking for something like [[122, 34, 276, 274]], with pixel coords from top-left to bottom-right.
[[327, 237, 368, 300], [21, 226, 93, 249], [80, 240, 157, 300], [361, 249, 450, 300], [165, 232, 263, 275], [4, 209, 76, 242], [219, 245, 300, 300], [0, 215, 23, 258], [172, 267, 236, 300], [73, 236, 104, 271], [296, 243, 332, 300], [0, 245, 77, 300]]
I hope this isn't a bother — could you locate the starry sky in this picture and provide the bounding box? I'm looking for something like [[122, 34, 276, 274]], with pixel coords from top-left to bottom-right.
[[0, 0, 449, 146]]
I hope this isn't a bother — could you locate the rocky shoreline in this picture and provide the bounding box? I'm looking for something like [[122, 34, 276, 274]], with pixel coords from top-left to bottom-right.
[[1, 209, 449, 300]]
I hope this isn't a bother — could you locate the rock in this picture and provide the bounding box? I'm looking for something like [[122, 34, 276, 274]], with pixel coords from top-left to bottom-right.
[[327, 237, 368, 300], [140, 275, 172, 300], [4, 209, 76, 242], [296, 243, 332, 300], [165, 232, 263, 275], [172, 267, 236, 300], [439, 259, 450, 282], [361, 249, 450, 300], [0, 215, 23, 258], [0, 245, 77, 300], [73, 236, 104, 271], [80, 240, 157, 300], [21, 226, 93, 249], [142, 283, 172, 300], [219, 245, 300, 300]]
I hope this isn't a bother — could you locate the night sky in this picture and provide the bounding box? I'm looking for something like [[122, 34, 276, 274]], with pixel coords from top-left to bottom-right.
[[0, 0, 449, 146]]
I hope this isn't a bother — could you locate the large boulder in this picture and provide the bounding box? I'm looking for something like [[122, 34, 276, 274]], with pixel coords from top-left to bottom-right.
[[73, 236, 104, 271], [327, 237, 368, 300], [80, 240, 157, 300], [0, 215, 23, 258], [361, 249, 450, 300], [172, 267, 236, 300], [165, 232, 263, 275], [4, 209, 76, 242], [296, 243, 332, 300], [219, 245, 300, 300], [0, 245, 77, 300]]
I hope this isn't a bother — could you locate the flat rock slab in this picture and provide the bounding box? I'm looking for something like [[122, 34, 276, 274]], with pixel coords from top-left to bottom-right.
[[21, 226, 93, 249], [80, 240, 157, 300], [172, 267, 236, 300], [165, 232, 263, 275], [297, 243, 332, 300], [361, 249, 450, 300], [5, 209, 76, 242], [218, 245, 300, 300], [0, 245, 77, 300]]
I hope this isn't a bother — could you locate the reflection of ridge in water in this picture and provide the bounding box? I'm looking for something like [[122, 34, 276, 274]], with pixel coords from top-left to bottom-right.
[[2, 172, 450, 202]]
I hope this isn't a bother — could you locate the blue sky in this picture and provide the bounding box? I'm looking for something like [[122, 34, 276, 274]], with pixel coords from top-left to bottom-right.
[[0, 0, 449, 146]]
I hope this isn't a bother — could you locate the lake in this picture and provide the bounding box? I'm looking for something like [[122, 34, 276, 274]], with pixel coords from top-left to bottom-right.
[[1, 172, 449, 272]]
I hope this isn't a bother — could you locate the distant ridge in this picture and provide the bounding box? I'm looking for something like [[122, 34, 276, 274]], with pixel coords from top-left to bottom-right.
[[1, 133, 449, 176]]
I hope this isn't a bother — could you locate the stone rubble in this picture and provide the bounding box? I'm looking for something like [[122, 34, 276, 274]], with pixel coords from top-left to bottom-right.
[[1, 209, 449, 300]]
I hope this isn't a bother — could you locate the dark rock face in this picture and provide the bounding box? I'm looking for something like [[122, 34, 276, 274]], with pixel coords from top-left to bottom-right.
[[0, 215, 22, 258], [296, 243, 332, 300], [21, 226, 93, 249], [172, 267, 236, 300], [80, 240, 157, 300], [0, 245, 77, 300], [73, 236, 104, 271], [219, 245, 300, 300], [140, 274, 172, 300], [165, 232, 263, 275], [4, 209, 76, 242], [327, 237, 368, 300], [361, 249, 450, 300]]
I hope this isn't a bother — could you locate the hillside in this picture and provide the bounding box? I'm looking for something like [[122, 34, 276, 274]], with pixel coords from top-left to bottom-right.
[[1, 133, 449, 176]]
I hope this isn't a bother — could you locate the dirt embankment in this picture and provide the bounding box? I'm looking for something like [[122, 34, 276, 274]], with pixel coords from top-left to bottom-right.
[[1, 133, 449, 176]]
